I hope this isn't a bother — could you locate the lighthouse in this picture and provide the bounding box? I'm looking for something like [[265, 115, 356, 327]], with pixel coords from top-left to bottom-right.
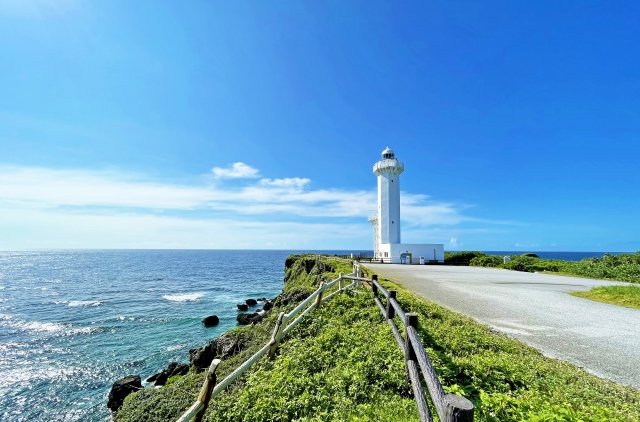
[[374, 147, 404, 244], [369, 147, 444, 264]]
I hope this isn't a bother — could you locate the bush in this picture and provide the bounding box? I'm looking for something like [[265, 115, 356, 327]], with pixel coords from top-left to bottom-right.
[[445, 251, 486, 266], [470, 256, 503, 268], [503, 256, 538, 272]]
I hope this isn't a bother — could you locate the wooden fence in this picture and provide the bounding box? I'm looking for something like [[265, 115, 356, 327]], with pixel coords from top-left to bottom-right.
[[357, 265, 474, 422], [176, 271, 358, 422], [177, 263, 473, 422]]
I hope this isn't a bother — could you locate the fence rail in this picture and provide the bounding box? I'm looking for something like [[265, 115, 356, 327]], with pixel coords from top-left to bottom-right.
[[176, 270, 357, 422], [177, 261, 473, 422], [359, 262, 474, 422]]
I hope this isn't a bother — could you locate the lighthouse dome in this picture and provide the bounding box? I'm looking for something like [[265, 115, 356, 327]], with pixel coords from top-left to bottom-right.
[[381, 147, 395, 159]]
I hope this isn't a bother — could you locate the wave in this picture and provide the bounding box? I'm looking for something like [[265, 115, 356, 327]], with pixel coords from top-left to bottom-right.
[[163, 293, 204, 302], [54, 300, 103, 308], [0, 314, 100, 336], [67, 300, 103, 308]]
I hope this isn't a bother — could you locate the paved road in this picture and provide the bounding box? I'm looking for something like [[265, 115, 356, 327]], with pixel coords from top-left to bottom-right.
[[364, 264, 640, 389]]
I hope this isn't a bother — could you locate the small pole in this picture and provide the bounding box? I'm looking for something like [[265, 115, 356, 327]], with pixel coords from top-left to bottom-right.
[[386, 290, 396, 320], [339, 272, 344, 290], [194, 358, 221, 422], [268, 312, 286, 359]]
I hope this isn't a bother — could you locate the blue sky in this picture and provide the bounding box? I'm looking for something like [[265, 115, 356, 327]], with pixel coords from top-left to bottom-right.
[[1, 1, 639, 251]]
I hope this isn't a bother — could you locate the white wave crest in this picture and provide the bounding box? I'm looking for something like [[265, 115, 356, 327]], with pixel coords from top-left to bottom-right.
[[166, 343, 184, 352], [163, 293, 204, 302], [0, 314, 98, 335], [67, 300, 103, 308]]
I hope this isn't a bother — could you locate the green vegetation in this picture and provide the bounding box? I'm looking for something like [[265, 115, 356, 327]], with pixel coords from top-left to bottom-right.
[[117, 255, 640, 421], [468, 251, 640, 284], [572, 285, 640, 309], [444, 251, 485, 266]]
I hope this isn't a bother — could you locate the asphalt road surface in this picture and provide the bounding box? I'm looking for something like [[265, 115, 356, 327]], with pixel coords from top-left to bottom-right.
[[364, 263, 640, 389]]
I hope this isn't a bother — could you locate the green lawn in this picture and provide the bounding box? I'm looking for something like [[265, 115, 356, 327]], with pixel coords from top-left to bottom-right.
[[572, 285, 640, 309]]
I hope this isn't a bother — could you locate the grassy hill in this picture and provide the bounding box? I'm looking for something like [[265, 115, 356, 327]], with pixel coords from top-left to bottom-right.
[[116, 255, 640, 421]]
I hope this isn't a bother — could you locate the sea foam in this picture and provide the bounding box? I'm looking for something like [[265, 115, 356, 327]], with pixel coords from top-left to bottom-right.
[[162, 293, 205, 302]]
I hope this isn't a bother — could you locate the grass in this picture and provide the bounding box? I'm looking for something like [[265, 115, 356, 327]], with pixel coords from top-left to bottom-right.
[[117, 255, 640, 422], [572, 285, 640, 309], [469, 252, 640, 284]]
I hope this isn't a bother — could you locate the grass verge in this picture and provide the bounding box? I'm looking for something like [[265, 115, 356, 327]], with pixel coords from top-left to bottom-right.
[[571, 285, 640, 309], [117, 255, 640, 421]]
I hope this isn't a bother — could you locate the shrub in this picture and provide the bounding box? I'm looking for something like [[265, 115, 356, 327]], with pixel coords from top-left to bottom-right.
[[503, 256, 538, 272], [445, 251, 486, 266], [470, 256, 503, 268]]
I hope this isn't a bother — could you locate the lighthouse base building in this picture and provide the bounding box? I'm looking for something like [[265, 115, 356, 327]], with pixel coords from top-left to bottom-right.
[[369, 147, 444, 264]]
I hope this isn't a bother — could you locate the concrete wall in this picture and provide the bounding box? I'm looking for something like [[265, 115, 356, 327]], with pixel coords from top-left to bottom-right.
[[379, 243, 445, 263]]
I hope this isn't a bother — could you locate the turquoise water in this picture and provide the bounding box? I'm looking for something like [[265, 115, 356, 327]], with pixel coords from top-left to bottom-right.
[[0, 250, 291, 421]]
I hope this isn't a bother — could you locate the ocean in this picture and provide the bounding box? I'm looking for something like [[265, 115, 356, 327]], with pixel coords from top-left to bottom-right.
[[0, 250, 295, 421], [0, 249, 621, 421]]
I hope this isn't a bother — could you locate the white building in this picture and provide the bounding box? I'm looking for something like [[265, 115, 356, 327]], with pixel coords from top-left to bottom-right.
[[369, 147, 444, 264]]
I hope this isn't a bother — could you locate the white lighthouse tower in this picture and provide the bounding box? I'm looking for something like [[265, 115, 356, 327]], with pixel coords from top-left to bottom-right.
[[370, 147, 444, 264], [374, 147, 404, 245]]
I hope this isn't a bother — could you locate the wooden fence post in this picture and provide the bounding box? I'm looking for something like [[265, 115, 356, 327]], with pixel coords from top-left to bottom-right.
[[314, 281, 326, 308], [194, 358, 221, 422], [386, 291, 396, 320], [268, 312, 286, 359], [339, 272, 344, 290], [404, 313, 418, 385], [372, 274, 378, 294], [443, 394, 474, 421]]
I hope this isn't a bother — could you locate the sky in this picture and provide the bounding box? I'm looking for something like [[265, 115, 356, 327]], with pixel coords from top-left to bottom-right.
[[1, 1, 639, 251]]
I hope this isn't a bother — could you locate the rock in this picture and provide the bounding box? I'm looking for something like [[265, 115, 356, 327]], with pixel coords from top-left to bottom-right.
[[274, 290, 310, 307], [202, 315, 219, 327], [107, 375, 142, 412], [236, 312, 257, 325], [237, 303, 248, 311], [258, 297, 267, 302], [189, 332, 249, 371], [250, 313, 265, 324], [245, 298, 258, 306], [149, 362, 189, 386], [189, 344, 216, 371], [262, 301, 273, 311]]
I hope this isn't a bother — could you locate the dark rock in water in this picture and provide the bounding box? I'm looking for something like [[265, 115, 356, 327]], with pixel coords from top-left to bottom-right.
[[189, 332, 249, 371], [149, 362, 189, 386], [236, 303, 249, 311], [202, 315, 220, 327], [236, 312, 257, 325], [107, 375, 142, 412], [245, 298, 258, 306], [262, 301, 273, 311], [258, 297, 267, 302]]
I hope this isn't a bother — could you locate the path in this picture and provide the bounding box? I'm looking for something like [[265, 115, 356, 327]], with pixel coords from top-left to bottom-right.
[[364, 263, 640, 389]]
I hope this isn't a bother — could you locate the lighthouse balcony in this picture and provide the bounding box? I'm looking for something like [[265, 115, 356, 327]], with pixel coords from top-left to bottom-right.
[[373, 159, 405, 175]]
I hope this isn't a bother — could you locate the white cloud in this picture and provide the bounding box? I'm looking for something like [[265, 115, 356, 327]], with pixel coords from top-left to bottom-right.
[[259, 177, 310, 190], [211, 162, 260, 179], [0, 164, 511, 249]]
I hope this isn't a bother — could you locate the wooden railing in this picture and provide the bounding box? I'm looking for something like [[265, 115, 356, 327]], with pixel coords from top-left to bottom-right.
[[177, 262, 473, 422], [354, 262, 474, 422], [176, 271, 358, 422]]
